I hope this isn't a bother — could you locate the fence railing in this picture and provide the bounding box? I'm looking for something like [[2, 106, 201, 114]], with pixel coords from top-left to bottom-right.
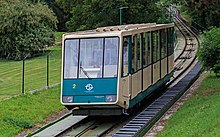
[[0, 48, 61, 100]]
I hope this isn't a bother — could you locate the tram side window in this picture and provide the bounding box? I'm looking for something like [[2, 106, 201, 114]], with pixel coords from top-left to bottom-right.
[[143, 33, 147, 67], [160, 30, 164, 59], [137, 34, 141, 70], [122, 37, 129, 77], [168, 28, 171, 56], [171, 27, 175, 55], [167, 28, 170, 56], [152, 31, 157, 63], [160, 29, 166, 59], [132, 35, 137, 73], [167, 27, 174, 56], [151, 32, 154, 63], [64, 39, 79, 79], [164, 29, 167, 57], [131, 34, 141, 73], [147, 32, 151, 65], [143, 32, 151, 66], [156, 31, 160, 61]]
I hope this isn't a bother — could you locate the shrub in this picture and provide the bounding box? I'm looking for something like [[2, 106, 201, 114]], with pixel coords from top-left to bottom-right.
[[3, 116, 33, 129], [0, 0, 57, 60], [198, 27, 220, 77]]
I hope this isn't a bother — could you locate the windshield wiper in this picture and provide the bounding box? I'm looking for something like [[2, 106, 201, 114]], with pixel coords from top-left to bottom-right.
[[80, 66, 91, 80]]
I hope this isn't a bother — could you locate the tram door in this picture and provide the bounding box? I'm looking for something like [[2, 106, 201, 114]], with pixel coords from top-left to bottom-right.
[[152, 31, 160, 83], [121, 36, 132, 104], [131, 34, 142, 98]]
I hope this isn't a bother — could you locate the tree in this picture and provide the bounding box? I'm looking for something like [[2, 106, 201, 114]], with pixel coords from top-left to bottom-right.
[[56, 0, 161, 32], [198, 27, 220, 77], [66, 0, 128, 31], [0, 0, 57, 60], [126, 0, 161, 24], [183, 0, 220, 30]]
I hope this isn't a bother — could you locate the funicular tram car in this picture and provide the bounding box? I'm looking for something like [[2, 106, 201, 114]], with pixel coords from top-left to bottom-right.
[[61, 23, 175, 115]]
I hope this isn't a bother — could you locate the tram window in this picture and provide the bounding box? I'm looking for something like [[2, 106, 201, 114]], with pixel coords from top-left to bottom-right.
[[132, 34, 141, 73], [156, 31, 160, 61], [122, 37, 129, 77], [137, 34, 141, 70], [147, 32, 151, 65], [104, 37, 119, 77], [131, 35, 137, 73], [170, 28, 173, 55], [64, 39, 79, 79], [143, 33, 147, 67], [160, 30, 164, 59], [168, 28, 171, 56], [161, 29, 166, 59], [168, 27, 174, 56], [171, 28, 174, 54], [167, 28, 170, 56], [164, 29, 167, 57], [143, 32, 151, 66], [152, 31, 157, 63], [79, 38, 103, 78], [151, 32, 154, 63]]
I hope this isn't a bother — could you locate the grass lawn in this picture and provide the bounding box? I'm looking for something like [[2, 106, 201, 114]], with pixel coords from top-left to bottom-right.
[[0, 86, 64, 137], [0, 35, 62, 100], [55, 32, 65, 43], [0, 32, 65, 136], [157, 73, 220, 137]]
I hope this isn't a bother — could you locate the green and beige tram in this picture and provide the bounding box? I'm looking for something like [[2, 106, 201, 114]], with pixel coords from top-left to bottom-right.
[[61, 23, 175, 115]]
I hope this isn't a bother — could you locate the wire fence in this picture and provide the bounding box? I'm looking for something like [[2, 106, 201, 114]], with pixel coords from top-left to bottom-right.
[[0, 49, 62, 101]]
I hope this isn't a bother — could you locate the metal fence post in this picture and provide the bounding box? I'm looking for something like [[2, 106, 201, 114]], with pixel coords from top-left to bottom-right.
[[46, 51, 52, 88], [22, 55, 28, 94], [22, 59, 25, 94]]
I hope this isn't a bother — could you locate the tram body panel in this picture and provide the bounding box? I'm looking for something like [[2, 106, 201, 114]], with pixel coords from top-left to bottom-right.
[[168, 55, 174, 73], [161, 58, 167, 78], [153, 62, 160, 83], [62, 78, 117, 104], [118, 76, 130, 109], [131, 70, 142, 99], [143, 66, 152, 90], [61, 35, 121, 106]]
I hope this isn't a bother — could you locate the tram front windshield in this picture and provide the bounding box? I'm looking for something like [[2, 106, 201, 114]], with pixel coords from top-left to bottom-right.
[[64, 37, 119, 79]]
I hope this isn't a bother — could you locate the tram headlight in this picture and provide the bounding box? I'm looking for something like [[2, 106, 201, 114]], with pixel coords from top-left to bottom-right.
[[105, 95, 116, 102], [63, 96, 73, 103]]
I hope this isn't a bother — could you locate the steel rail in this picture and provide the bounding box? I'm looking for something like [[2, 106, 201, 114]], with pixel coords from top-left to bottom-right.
[[168, 8, 200, 85]]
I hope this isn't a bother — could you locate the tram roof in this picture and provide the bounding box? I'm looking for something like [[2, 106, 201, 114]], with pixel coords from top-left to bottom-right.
[[64, 23, 174, 39]]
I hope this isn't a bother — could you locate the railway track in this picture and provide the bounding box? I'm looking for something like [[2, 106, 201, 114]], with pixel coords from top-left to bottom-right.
[[29, 7, 201, 137], [171, 7, 200, 84], [58, 116, 126, 137]]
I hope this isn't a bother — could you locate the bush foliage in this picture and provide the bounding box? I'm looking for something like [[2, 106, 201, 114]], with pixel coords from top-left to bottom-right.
[[198, 27, 220, 76], [3, 116, 33, 129], [0, 0, 57, 60]]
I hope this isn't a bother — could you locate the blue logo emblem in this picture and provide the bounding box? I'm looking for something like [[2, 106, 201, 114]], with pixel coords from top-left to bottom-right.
[[85, 84, 93, 91]]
